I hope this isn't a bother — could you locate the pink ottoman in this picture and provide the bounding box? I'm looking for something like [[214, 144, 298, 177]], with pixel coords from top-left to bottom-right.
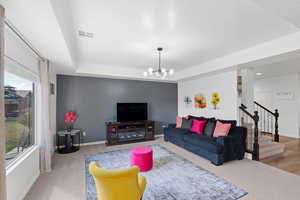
[[131, 146, 153, 172]]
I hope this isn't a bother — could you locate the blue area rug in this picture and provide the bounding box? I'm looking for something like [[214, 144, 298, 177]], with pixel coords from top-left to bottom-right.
[[85, 145, 247, 200]]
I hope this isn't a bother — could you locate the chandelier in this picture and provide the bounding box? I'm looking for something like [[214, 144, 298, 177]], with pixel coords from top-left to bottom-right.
[[143, 47, 174, 79]]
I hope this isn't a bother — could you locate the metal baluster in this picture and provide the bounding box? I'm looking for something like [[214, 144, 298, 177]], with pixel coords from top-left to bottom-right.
[[264, 110, 266, 132], [268, 113, 270, 133], [271, 115, 273, 133]]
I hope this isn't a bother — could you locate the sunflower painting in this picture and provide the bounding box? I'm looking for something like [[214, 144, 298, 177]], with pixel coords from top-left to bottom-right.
[[211, 93, 220, 109], [194, 93, 207, 109]]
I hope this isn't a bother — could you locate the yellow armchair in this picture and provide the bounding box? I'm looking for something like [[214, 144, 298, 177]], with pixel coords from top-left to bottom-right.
[[89, 161, 147, 200]]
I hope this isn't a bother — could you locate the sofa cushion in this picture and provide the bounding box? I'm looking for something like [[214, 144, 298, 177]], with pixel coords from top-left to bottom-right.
[[165, 127, 190, 138], [183, 134, 223, 153], [188, 115, 206, 121], [217, 119, 236, 128], [190, 119, 206, 134], [213, 121, 232, 138], [203, 119, 216, 137], [176, 116, 188, 128], [181, 119, 193, 129], [189, 115, 216, 122]]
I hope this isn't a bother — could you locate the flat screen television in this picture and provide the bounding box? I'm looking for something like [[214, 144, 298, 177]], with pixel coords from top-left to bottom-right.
[[117, 103, 148, 122]]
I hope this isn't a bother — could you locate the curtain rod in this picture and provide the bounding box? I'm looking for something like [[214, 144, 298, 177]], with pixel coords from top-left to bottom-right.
[[4, 18, 45, 61]]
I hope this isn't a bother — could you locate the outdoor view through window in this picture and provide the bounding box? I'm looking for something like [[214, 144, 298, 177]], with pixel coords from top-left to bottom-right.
[[5, 71, 35, 165]]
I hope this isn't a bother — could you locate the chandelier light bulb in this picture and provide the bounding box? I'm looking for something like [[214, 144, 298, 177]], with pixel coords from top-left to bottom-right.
[[169, 69, 174, 75], [142, 48, 174, 79], [148, 68, 153, 73], [162, 73, 167, 79]]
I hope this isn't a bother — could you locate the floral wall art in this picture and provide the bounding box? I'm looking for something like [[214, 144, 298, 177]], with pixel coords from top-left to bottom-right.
[[194, 93, 207, 109], [211, 93, 220, 109], [184, 96, 192, 107]]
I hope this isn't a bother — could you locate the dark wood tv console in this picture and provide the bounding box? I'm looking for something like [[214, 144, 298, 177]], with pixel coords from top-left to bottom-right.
[[105, 121, 155, 146]]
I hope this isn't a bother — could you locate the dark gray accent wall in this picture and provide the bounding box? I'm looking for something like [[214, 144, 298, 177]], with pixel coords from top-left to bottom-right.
[[57, 75, 178, 143]]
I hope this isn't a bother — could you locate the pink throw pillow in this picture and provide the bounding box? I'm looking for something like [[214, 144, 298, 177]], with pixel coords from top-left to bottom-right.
[[176, 116, 188, 128], [213, 121, 232, 138], [191, 120, 207, 134]]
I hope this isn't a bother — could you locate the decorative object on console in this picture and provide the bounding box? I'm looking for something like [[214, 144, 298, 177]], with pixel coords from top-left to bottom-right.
[[194, 93, 206, 108], [143, 47, 174, 79], [211, 93, 220, 109], [64, 111, 77, 131]]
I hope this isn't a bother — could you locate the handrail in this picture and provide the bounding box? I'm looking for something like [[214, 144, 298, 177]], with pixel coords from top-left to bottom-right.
[[254, 101, 275, 116], [240, 104, 247, 109], [254, 101, 279, 142], [239, 106, 255, 120], [239, 105, 260, 160]]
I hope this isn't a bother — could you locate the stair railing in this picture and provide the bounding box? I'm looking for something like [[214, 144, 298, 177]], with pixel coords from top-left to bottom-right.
[[254, 101, 279, 142], [239, 105, 260, 161]]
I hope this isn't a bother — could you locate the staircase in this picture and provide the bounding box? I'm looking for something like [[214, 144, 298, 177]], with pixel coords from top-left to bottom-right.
[[259, 135, 284, 159], [239, 102, 285, 160]]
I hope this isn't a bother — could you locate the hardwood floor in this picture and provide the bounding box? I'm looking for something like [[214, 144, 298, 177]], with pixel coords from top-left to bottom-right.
[[261, 136, 300, 176]]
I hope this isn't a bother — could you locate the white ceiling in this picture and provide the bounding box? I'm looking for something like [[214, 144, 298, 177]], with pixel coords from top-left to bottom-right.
[[1, 0, 300, 81], [0, 0, 73, 69], [253, 59, 300, 80], [251, 55, 300, 80]]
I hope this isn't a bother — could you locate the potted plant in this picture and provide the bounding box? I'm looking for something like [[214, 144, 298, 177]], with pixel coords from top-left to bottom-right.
[[64, 111, 77, 132]]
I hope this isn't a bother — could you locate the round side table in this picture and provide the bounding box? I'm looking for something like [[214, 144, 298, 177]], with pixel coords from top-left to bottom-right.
[[57, 129, 81, 154]]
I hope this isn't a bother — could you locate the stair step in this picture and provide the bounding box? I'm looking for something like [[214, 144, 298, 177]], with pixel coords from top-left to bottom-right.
[[259, 135, 273, 145], [260, 142, 285, 159], [261, 131, 272, 135]]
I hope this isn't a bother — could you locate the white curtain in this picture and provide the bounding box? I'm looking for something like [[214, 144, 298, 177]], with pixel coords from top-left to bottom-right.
[[37, 59, 52, 173], [0, 5, 7, 200]]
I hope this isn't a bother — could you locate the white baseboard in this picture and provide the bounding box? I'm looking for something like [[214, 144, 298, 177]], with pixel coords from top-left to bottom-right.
[[56, 135, 163, 148], [81, 140, 106, 146], [81, 135, 163, 146], [245, 152, 252, 160]]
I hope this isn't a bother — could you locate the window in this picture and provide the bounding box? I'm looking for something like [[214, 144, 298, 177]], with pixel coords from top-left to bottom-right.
[[4, 71, 35, 165]]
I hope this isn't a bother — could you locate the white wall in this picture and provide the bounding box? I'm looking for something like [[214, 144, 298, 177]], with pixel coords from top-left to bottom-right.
[[49, 64, 57, 153], [4, 24, 39, 81], [6, 146, 40, 200], [254, 74, 300, 138], [178, 70, 238, 120]]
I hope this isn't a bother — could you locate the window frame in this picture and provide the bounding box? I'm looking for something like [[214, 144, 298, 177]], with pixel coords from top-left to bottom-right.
[[5, 71, 39, 170]]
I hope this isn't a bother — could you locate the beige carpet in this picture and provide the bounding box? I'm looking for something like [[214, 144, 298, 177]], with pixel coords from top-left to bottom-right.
[[25, 137, 300, 200]]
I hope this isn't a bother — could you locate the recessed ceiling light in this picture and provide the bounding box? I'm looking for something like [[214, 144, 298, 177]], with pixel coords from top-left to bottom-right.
[[256, 72, 262, 76]]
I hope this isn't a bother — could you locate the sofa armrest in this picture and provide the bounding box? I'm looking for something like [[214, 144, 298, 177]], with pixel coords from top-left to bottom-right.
[[230, 126, 247, 150], [216, 126, 247, 161], [168, 123, 176, 128]]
